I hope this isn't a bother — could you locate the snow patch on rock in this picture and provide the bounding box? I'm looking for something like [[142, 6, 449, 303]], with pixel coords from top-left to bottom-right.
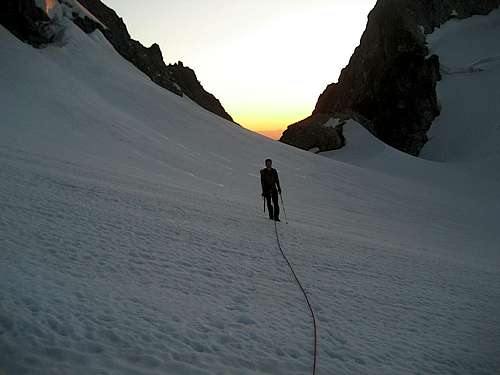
[[323, 118, 344, 128], [59, 0, 107, 29]]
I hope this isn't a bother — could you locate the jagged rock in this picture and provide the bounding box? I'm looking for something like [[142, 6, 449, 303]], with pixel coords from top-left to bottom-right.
[[281, 113, 345, 152], [168, 62, 233, 122], [281, 0, 500, 156], [1, 0, 55, 46], [71, 12, 99, 34]]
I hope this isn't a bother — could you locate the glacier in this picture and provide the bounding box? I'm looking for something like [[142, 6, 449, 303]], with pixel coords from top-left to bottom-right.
[[1, 7, 500, 375]]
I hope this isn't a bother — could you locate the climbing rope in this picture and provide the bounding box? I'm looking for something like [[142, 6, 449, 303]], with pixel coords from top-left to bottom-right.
[[273, 221, 318, 375]]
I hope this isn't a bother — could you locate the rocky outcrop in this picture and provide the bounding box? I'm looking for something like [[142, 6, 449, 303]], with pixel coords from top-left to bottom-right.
[[168, 62, 233, 122], [1, 0, 234, 123], [281, 0, 500, 155], [1, 0, 55, 46], [281, 111, 374, 152], [281, 113, 345, 152]]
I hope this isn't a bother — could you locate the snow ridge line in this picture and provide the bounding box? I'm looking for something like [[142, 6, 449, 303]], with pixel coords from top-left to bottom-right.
[[273, 222, 318, 375]]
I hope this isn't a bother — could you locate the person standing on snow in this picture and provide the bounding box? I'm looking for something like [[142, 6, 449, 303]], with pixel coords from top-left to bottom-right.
[[260, 158, 281, 222]]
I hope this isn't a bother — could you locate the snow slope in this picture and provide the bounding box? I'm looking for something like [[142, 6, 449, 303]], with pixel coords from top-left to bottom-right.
[[1, 13, 500, 375], [421, 7, 500, 164], [323, 8, 500, 202]]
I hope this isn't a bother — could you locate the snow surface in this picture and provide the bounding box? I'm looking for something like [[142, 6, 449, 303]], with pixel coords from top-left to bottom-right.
[[1, 11, 500, 375], [422, 7, 500, 163]]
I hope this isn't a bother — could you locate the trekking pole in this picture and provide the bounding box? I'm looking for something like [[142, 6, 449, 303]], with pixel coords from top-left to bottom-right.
[[263, 196, 266, 214], [279, 192, 288, 224]]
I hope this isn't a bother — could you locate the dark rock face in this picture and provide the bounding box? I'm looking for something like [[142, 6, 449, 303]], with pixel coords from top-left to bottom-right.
[[403, 0, 500, 33], [1, 0, 234, 123], [281, 113, 345, 152], [1, 0, 55, 46], [281, 0, 500, 155], [168, 62, 233, 122]]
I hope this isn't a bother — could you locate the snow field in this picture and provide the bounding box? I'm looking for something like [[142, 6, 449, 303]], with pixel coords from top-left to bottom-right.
[[0, 159, 312, 375], [422, 7, 500, 163], [1, 7, 500, 375]]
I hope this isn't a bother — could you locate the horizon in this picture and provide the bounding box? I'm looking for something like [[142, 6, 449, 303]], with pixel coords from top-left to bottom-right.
[[102, 0, 377, 137]]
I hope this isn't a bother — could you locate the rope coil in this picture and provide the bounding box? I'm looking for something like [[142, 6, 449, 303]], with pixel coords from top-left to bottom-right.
[[274, 222, 318, 375]]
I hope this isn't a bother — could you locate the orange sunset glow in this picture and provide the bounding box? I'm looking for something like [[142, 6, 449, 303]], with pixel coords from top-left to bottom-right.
[[102, 0, 377, 137]]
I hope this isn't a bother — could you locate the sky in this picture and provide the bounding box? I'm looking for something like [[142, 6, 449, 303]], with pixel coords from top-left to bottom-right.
[[103, 0, 377, 136]]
